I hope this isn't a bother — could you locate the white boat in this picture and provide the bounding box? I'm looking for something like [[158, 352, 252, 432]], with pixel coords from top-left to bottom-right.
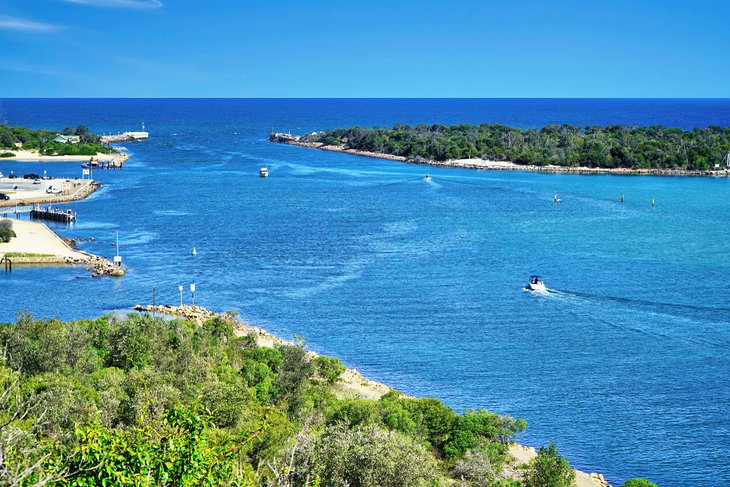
[[259, 167, 269, 178], [424, 174, 432, 182], [526, 275, 547, 292]]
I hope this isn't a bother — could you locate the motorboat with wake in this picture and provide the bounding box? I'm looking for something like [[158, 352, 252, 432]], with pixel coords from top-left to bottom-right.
[[259, 167, 269, 178], [526, 275, 547, 292], [424, 174, 432, 182]]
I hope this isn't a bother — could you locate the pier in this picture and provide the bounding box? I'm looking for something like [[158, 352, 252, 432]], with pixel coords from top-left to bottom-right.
[[84, 154, 129, 169], [100, 131, 149, 144], [30, 205, 77, 223]]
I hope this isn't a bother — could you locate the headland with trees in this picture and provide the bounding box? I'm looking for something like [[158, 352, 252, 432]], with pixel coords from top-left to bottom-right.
[[0, 310, 656, 486], [0, 124, 116, 159], [271, 123, 730, 174]]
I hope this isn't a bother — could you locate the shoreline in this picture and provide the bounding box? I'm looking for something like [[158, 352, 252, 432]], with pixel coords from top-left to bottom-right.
[[0, 178, 101, 208], [0, 218, 124, 276], [138, 303, 610, 487], [0, 149, 124, 163], [273, 138, 730, 178]]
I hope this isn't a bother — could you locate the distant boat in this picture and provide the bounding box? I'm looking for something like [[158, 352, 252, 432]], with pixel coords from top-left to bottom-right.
[[526, 275, 547, 292], [192, 246, 197, 256], [553, 192, 561, 203], [259, 167, 269, 178], [424, 174, 432, 182]]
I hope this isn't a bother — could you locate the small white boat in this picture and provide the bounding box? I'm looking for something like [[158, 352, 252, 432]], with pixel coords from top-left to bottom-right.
[[424, 174, 432, 182], [259, 167, 269, 178], [526, 275, 547, 292], [553, 192, 561, 204]]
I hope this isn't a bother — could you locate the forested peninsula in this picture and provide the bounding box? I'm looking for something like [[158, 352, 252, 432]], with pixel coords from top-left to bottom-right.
[[273, 123, 730, 171], [0, 311, 654, 486], [0, 124, 114, 158]]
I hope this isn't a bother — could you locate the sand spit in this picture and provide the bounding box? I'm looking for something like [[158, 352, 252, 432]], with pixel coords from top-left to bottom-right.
[[0, 219, 124, 276]]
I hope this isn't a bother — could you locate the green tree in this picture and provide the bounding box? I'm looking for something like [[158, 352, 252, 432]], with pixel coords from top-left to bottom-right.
[[522, 442, 575, 487], [314, 355, 346, 383], [443, 409, 526, 459], [61, 406, 237, 486]]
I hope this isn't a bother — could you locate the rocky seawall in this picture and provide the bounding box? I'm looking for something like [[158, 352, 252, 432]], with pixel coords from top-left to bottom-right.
[[0, 181, 101, 208], [2, 252, 125, 276]]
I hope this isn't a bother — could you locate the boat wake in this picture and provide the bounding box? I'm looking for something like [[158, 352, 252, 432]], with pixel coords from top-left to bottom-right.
[[526, 288, 730, 349], [553, 289, 730, 319]]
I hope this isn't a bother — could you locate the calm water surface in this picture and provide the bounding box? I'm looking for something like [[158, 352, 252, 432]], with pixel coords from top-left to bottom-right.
[[1, 99, 729, 486]]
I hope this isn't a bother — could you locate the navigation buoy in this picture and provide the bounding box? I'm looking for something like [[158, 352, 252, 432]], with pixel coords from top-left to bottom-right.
[[192, 246, 197, 256], [621, 193, 625, 203]]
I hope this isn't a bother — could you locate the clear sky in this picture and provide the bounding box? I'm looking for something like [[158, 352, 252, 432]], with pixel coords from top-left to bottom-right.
[[0, 0, 728, 97]]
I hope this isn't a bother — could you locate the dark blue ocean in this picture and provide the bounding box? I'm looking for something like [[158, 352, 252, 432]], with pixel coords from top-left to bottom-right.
[[2, 99, 730, 486]]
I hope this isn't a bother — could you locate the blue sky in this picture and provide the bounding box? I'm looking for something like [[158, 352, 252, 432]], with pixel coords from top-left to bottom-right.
[[0, 0, 728, 97]]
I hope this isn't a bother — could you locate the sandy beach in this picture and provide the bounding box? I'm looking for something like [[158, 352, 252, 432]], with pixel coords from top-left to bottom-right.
[[1, 149, 119, 162], [0, 218, 87, 262], [0, 218, 124, 275]]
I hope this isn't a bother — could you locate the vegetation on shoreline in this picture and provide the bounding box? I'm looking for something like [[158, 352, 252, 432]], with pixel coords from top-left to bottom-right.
[[0, 124, 115, 157], [0, 313, 545, 486], [0, 219, 15, 243], [300, 123, 730, 170]]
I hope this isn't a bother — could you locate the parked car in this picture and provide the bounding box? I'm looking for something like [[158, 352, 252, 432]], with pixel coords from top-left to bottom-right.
[[7, 174, 17, 179], [23, 173, 40, 180], [33, 179, 41, 184], [46, 186, 62, 194], [0, 193, 9, 200]]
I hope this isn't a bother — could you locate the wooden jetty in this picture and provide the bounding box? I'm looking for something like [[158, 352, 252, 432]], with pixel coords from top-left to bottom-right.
[[30, 205, 77, 223]]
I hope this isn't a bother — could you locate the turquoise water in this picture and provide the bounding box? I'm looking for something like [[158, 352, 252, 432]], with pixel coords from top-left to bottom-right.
[[2, 99, 730, 485]]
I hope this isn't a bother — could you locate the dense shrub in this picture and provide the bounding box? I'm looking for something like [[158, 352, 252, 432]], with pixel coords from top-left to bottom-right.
[[621, 479, 658, 487], [522, 442, 576, 487], [315, 355, 346, 383], [0, 312, 634, 485], [316, 423, 437, 486], [0, 219, 14, 243]]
